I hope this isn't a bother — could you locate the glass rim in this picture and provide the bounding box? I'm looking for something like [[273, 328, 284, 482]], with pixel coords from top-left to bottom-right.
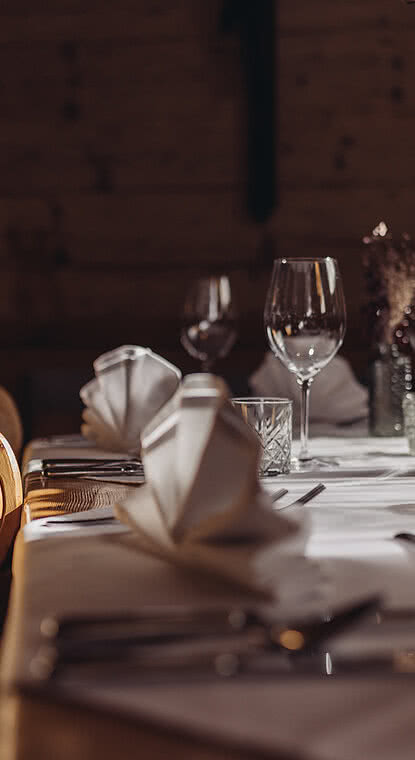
[[273, 257, 338, 264], [231, 397, 293, 406]]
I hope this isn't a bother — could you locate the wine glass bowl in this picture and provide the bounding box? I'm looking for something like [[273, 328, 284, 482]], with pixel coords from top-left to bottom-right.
[[264, 258, 346, 465], [181, 275, 238, 372]]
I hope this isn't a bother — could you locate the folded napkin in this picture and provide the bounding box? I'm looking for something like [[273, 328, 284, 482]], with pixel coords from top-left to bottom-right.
[[250, 353, 368, 427], [115, 374, 301, 597], [80, 346, 182, 453]]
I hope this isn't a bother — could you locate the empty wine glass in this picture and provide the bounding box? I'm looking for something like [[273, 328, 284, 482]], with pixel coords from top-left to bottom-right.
[[264, 258, 346, 467], [181, 275, 238, 372]]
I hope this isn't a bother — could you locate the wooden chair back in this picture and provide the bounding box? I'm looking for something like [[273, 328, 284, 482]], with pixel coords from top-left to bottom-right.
[[0, 434, 23, 566]]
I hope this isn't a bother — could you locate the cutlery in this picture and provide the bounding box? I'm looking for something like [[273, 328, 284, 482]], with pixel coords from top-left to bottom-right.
[[44, 458, 142, 470], [276, 483, 326, 511], [42, 469, 144, 479], [30, 642, 415, 683], [39, 595, 380, 659], [270, 488, 289, 503], [33, 458, 144, 478], [32, 595, 382, 681], [394, 532, 415, 544], [44, 516, 117, 527], [41, 458, 139, 466], [40, 485, 322, 524]]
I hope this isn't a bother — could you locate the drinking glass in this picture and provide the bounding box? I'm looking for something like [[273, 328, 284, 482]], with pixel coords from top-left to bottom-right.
[[264, 258, 346, 466], [231, 397, 292, 476], [180, 275, 238, 371]]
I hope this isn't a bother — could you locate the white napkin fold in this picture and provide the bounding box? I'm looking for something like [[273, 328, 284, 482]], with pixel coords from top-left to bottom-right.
[[115, 374, 301, 597], [250, 353, 368, 427], [80, 345, 182, 453]]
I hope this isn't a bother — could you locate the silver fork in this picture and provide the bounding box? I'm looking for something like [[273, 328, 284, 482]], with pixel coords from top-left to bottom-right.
[[275, 483, 326, 510]]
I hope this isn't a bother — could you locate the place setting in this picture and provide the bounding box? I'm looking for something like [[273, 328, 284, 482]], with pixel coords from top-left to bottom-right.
[[6, 244, 415, 760], [5, 4, 415, 759], [4, 258, 415, 760], [20, 258, 415, 638], [15, 356, 415, 715]]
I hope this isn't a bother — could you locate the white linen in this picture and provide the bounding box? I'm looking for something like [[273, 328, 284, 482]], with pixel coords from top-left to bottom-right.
[[115, 374, 299, 596], [23, 506, 128, 541], [250, 353, 369, 429], [58, 676, 415, 760], [7, 435, 415, 760], [79, 345, 181, 453], [21, 437, 140, 485]]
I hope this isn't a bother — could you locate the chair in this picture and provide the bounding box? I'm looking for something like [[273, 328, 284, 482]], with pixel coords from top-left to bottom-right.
[[0, 433, 23, 633], [0, 386, 23, 460]]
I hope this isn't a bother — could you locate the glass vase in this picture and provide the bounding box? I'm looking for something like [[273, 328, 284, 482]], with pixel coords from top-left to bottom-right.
[[370, 348, 412, 436]]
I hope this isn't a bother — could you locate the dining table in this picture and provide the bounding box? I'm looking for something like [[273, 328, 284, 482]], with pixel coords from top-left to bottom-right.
[[1, 431, 415, 760]]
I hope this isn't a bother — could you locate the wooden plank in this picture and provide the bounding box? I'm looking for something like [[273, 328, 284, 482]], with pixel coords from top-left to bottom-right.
[[0, 127, 241, 195], [279, 0, 412, 34], [0, 108, 242, 183], [0, 35, 237, 87], [274, 187, 415, 239], [279, 29, 413, 119], [0, 271, 21, 322], [0, 192, 262, 267], [277, 22, 415, 186], [6, 266, 269, 327], [279, 119, 415, 186], [53, 193, 261, 266], [0, 0, 410, 41], [0, 1, 222, 42], [0, 267, 271, 363], [0, 261, 367, 382], [0, 91, 239, 133], [0, 96, 240, 136], [1, 185, 414, 275], [0, 43, 240, 105], [0, 41, 241, 139]]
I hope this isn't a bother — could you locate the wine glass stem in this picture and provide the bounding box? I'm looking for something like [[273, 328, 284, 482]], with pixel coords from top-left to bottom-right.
[[201, 359, 215, 372], [299, 378, 312, 461]]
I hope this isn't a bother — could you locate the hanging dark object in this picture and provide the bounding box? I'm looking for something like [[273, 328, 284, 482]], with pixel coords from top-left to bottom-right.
[[221, 0, 277, 224]]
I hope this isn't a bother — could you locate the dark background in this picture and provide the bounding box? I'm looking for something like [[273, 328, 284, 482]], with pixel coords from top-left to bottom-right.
[[0, 0, 413, 440]]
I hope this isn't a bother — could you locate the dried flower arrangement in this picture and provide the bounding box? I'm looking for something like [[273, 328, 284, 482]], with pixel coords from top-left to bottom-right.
[[362, 221, 415, 348]]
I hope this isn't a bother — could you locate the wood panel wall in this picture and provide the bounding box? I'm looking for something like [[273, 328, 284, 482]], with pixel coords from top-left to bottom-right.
[[278, 0, 415, 372], [0, 0, 413, 436]]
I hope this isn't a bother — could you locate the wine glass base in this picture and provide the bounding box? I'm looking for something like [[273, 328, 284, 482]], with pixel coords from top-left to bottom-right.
[[290, 456, 339, 472]]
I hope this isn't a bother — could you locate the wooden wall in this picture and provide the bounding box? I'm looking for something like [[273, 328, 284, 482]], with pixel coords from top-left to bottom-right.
[[278, 0, 415, 372], [0, 0, 414, 436]]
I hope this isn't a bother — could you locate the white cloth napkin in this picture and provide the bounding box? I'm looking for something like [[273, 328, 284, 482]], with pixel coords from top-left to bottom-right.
[[250, 353, 369, 427], [115, 374, 300, 597], [80, 345, 182, 453]]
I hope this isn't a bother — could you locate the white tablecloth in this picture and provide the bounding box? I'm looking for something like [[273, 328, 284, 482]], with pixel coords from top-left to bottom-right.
[[8, 436, 415, 760]]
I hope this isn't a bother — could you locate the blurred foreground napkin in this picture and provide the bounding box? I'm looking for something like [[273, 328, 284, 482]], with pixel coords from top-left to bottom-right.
[[115, 374, 300, 597], [80, 345, 181, 453], [250, 353, 368, 427]]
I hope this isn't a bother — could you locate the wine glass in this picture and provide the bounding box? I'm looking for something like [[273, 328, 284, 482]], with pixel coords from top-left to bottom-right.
[[180, 275, 238, 372], [264, 258, 346, 467]]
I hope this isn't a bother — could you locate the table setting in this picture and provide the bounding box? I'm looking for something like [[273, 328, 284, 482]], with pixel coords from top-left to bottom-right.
[[3, 256, 415, 760], [8, 432, 415, 760]]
